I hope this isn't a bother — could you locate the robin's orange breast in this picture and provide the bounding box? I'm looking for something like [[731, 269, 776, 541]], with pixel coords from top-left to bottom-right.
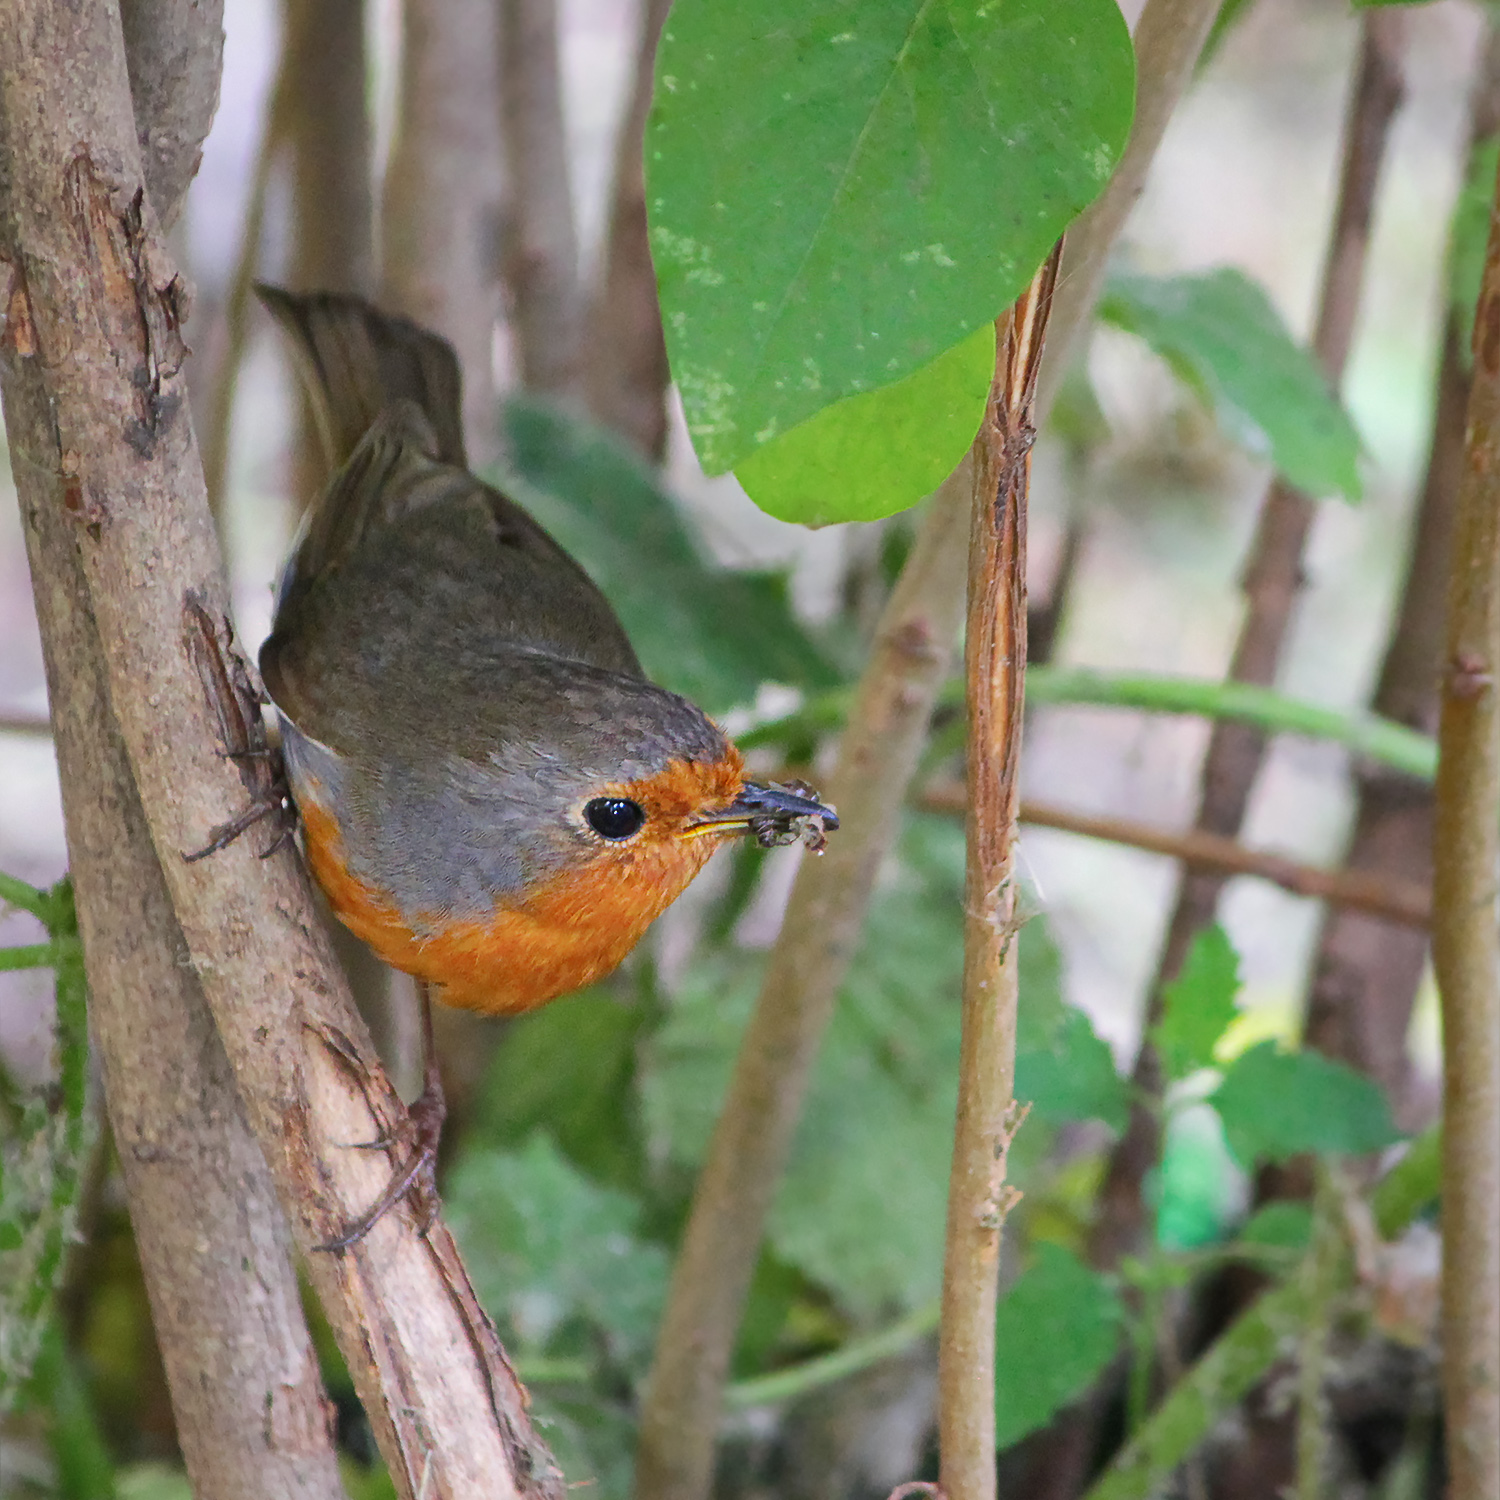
[[297, 756, 741, 1014]]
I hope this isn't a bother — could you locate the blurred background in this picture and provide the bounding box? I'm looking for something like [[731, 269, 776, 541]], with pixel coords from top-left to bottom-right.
[[0, 0, 1486, 1494]]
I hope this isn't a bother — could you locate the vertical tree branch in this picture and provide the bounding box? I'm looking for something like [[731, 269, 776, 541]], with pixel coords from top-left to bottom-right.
[[0, 3, 560, 1494], [1431, 149, 1500, 1500], [937, 249, 1060, 1500], [633, 5, 1227, 1493], [1089, 8, 1407, 1280], [498, 0, 581, 394], [1303, 20, 1500, 1121], [583, 0, 673, 458], [381, 0, 504, 457], [119, 0, 225, 233]]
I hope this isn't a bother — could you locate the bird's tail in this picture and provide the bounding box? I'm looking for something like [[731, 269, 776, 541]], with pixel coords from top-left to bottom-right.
[[255, 284, 468, 472]]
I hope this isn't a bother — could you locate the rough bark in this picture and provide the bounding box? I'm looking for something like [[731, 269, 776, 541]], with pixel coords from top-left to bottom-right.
[[583, 0, 673, 458], [938, 250, 1059, 1500], [1430, 146, 1500, 1500], [0, 3, 558, 1495], [381, 0, 503, 458], [119, 0, 225, 232], [498, 0, 581, 394], [11, 369, 342, 1498]]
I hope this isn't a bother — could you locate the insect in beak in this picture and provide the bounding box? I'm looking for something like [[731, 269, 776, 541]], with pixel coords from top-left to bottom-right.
[[683, 779, 840, 852]]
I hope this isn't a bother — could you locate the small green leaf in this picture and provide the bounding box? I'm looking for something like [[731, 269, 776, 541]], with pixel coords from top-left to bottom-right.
[[734, 325, 993, 526], [994, 1243, 1124, 1450], [1211, 1042, 1401, 1167], [493, 397, 837, 712], [1372, 1124, 1441, 1238], [1238, 1202, 1313, 1254], [1016, 1009, 1128, 1132], [1098, 268, 1363, 499], [650, 0, 1135, 476], [1153, 924, 1241, 1083], [1449, 139, 1498, 367]]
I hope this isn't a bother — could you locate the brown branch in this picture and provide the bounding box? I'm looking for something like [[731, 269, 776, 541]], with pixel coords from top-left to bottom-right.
[[0, 4, 559, 1495], [1090, 6, 1407, 1278], [381, 0, 503, 458], [938, 248, 1060, 1500], [993, 795, 1430, 927], [0, 710, 51, 737], [119, 0, 225, 232], [498, 0, 581, 394], [6, 260, 344, 1500], [583, 0, 673, 458], [1037, 0, 1228, 409], [1431, 148, 1500, 1500], [633, 6, 1227, 1493], [1302, 19, 1500, 1123]]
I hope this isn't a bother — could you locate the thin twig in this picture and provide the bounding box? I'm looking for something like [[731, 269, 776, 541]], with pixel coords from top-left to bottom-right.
[[1089, 5, 1407, 1278], [1001, 795, 1429, 927], [938, 248, 1060, 1500], [1431, 144, 1500, 1500]]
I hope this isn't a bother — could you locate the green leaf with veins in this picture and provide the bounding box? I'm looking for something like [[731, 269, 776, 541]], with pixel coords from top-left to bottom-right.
[[994, 1243, 1124, 1450], [1153, 923, 1241, 1084], [1210, 1041, 1401, 1167], [649, 0, 1135, 477], [1098, 268, 1363, 500]]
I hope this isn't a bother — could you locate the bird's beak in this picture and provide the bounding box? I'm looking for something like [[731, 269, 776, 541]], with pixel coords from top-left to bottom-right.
[[683, 779, 840, 848]]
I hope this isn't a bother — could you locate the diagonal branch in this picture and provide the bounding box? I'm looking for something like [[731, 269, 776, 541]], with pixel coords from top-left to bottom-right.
[[0, 3, 560, 1495]]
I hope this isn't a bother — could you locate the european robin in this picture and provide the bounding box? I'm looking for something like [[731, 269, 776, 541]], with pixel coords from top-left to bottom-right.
[[255, 287, 836, 1244]]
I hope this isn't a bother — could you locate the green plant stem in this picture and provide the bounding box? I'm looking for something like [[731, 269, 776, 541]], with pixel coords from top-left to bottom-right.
[[748, 670, 1438, 784], [1294, 1171, 1340, 1500], [1081, 1274, 1319, 1500], [1431, 148, 1500, 1500], [0, 871, 48, 919], [1025, 668, 1437, 780], [724, 1302, 941, 1412], [0, 943, 55, 971]]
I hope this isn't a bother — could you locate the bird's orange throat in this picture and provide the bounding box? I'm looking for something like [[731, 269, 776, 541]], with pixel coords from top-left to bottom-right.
[[296, 753, 743, 1015]]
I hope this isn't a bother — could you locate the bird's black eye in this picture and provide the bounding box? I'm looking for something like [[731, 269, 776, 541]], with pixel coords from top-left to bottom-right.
[[585, 797, 646, 841]]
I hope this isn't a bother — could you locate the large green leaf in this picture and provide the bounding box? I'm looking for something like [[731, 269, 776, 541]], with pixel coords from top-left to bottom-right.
[[1210, 1041, 1401, 1167], [734, 324, 993, 526], [493, 398, 838, 713], [1098, 268, 1363, 499], [1153, 924, 1241, 1083], [446, 1134, 669, 1366], [470, 988, 650, 1193], [649, 0, 1135, 476], [1015, 1009, 1128, 1132], [993, 1243, 1124, 1450]]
